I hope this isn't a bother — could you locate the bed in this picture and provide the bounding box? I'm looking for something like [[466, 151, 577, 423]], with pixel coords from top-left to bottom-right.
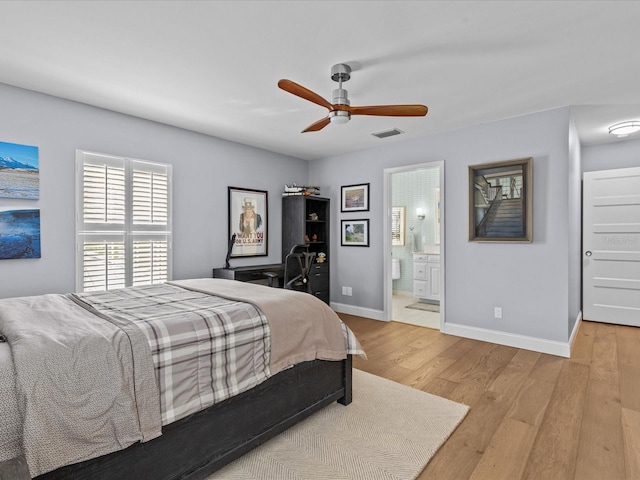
[[0, 278, 363, 480]]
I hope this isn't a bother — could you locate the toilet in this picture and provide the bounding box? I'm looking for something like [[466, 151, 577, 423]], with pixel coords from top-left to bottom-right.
[[392, 258, 401, 280]]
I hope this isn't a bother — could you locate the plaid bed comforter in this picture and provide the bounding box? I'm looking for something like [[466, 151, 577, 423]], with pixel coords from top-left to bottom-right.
[[71, 284, 271, 425]]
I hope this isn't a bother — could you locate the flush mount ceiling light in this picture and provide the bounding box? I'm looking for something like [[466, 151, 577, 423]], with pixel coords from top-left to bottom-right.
[[608, 121, 640, 137]]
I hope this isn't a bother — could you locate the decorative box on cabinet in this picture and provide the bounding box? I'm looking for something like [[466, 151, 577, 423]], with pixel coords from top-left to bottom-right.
[[282, 195, 330, 304], [413, 253, 440, 302]]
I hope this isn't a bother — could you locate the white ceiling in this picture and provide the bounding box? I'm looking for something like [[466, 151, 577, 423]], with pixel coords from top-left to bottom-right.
[[1, 1, 639, 161]]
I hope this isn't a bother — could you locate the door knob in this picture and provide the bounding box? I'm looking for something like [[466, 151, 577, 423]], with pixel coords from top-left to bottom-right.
[[585, 251, 592, 257]]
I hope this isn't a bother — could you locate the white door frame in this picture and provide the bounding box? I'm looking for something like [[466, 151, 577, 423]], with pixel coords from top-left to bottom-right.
[[383, 161, 445, 327]]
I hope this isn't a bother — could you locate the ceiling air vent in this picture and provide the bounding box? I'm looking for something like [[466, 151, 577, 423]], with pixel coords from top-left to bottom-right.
[[371, 128, 404, 139]]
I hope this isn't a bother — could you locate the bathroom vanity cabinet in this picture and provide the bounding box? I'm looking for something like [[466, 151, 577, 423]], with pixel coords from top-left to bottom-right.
[[412, 252, 440, 302]]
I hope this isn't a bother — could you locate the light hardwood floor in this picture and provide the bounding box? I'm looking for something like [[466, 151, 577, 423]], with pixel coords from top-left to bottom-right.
[[340, 314, 640, 480]]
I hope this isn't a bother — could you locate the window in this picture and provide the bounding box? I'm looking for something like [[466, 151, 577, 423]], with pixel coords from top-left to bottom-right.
[[76, 150, 172, 292], [391, 206, 405, 246]]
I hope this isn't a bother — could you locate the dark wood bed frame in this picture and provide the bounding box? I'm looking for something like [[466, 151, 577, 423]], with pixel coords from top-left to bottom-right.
[[30, 356, 352, 480]]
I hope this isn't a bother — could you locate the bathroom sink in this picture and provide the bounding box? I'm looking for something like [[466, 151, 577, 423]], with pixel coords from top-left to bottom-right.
[[418, 245, 440, 255]]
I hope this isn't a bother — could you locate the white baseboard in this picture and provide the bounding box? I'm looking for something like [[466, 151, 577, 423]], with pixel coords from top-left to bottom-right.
[[331, 302, 577, 358], [442, 322, 572, 358], [330, 302, 386, 321], [568, 310, 582, 354]]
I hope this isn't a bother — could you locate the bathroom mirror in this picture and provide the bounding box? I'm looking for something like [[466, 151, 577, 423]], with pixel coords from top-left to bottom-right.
[[391, 206, 405, 246]]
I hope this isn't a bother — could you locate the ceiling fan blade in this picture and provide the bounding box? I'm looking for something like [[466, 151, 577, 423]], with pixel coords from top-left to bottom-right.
[[348, 104, 428, 117], [278, 79, 333, 110], [302, 116, 331, 133]]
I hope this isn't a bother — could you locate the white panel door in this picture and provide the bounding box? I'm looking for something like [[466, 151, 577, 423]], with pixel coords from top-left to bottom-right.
[[583, 167, 640, 326]]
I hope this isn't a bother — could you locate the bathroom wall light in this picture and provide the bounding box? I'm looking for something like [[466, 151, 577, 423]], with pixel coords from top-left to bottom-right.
[[608, 121, 640, 137], [416, 208, 425, 220]]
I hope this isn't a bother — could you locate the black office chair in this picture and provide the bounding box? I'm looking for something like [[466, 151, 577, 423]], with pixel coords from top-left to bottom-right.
[[283, 244, 316, 293]]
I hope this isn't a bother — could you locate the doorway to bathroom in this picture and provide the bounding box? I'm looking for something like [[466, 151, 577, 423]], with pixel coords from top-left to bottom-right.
[[383, 161, 444, 329]]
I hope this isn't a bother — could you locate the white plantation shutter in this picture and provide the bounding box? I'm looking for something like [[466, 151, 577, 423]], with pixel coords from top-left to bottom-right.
[[82, 238, 126, 291], [132, 238, 169, 286], [132, 164, 169, 226], [130, 161, 170, 287], [76, 151, 172, 292], [83, 163, 126, 224]]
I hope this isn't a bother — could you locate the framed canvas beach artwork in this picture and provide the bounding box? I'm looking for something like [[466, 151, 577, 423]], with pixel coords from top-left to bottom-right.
[[0, 141, 39, 200], [0, 209, 41, 259]]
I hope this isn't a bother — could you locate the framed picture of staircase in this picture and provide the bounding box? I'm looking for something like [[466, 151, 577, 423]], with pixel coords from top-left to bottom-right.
[[468, 157, 533, 243]]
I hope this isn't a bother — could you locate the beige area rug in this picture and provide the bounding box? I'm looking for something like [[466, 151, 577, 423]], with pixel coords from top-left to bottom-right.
[[208, 369, 469, 480], [406, 302, 440, 312]]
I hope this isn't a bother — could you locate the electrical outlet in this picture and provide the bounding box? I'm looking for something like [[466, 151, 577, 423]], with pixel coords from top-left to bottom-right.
[[342, 286, 352, 296], [347, 287, 352, 296], [494, 307, 503, 319]]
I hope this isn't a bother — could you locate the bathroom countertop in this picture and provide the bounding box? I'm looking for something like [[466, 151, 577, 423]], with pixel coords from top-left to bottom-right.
[[413, 246, 440, 255]]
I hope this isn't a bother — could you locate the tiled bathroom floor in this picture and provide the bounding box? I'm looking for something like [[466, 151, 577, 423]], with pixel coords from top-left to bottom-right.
[[392, 293, 440, 330]]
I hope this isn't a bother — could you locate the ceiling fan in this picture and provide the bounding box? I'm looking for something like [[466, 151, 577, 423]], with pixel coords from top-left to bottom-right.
[[278, 64, 428, 133]]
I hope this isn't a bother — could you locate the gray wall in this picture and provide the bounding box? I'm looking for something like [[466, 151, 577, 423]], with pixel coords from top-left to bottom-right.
[[567, 117, 582, 336], [0, 83, 308, 298], [5, 80, 630, 347], [582, 137, 640, 172], [311, 107, 577, 343]]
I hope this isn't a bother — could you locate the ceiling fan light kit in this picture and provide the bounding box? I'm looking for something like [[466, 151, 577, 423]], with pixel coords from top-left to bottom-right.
[[330, 110, 350, 124], [278, 63, 428, 133]]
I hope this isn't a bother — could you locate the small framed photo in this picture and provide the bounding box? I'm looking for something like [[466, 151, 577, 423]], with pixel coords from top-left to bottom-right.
[[341, 183, 369, 212], [228, 186, 268, 257], [341, 219, 370, 247]]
